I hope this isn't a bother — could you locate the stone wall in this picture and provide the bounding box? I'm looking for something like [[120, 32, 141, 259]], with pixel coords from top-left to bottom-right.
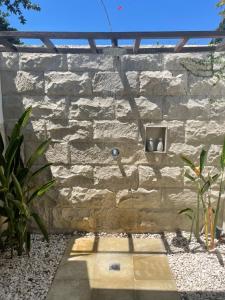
[[1, 51, 225, 233]]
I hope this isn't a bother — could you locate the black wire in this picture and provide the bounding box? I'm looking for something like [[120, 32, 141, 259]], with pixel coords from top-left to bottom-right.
[[98, 0, 112, 32]]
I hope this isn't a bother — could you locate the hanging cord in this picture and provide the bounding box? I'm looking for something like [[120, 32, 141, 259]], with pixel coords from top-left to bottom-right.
[[98, 0, 113, 32]]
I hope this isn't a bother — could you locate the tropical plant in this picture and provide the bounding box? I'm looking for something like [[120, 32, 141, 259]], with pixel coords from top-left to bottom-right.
[[180, 140, 225, 250], [0, 107, 54, 256]]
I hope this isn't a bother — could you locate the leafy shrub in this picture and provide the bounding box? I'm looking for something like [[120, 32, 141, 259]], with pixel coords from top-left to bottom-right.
[[0, 107, 54, 256], [180, 139, 225, 250]]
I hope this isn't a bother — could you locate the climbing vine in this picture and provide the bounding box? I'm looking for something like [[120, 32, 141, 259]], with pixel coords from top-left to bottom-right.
[[180, 52, 225, 84]]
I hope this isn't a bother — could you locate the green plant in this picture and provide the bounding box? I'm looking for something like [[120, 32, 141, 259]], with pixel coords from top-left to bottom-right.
[[180, 140, 225, 250], [0, 107, 55, 256]]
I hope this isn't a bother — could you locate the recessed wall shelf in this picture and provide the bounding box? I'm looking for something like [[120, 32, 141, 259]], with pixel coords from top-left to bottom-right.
[[145, 125, 167, 153]]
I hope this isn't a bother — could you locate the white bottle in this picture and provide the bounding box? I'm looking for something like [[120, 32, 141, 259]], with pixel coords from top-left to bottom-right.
[[146, 138, 154, 152], [157, 137, 164, 152]]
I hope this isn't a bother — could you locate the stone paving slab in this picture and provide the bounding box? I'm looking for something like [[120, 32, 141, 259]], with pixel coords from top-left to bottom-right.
[[46, 236, 180, 300]]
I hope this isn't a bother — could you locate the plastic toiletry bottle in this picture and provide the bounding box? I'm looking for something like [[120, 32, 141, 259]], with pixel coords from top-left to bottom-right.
[[146, 138, 154, 152], [157, 137, 164, 152]]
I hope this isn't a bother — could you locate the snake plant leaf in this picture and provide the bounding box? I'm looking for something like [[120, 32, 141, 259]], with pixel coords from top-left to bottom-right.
[[5, 136, 23, 179], [30, 163, 52, 179], [184, 170, 196, 181], [0, 132, 4, 155], [31, 212, 49, 242], [200, 149, 207, 174], [220, 138, 225, 170], [12, 173, 23, 202], [179, 208, 194, 215], [0, 166, 7, 186], [211, 173, 220, 183], [28, 179, 55, 203], [180, 155, 196, 170], [201, 180, 211, 194], [26, 139, 51, 168], [16, 168, 29, 185], [17, 106, 32, 128]]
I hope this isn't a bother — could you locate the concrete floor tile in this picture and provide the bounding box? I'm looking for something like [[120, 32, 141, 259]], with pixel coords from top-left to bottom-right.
[[91, 288, 134, 300], [70, 237, 96, 253], [98, 237, 129, 252], [55, 254, 96, 281], [94, 253, 134, 281], [46, 279, 92, 300], [133, 255, 173, 281], [132, 238, 166, 254]]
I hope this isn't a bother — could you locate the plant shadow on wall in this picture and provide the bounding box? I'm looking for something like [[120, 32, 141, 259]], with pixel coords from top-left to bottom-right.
[[0, 107, 55, 256], [179, 139, 225, 251], [114, 56, 165, 165]]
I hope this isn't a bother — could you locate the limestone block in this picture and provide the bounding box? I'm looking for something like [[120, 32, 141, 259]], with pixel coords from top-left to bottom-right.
[[68, 187, 115, 208], [2, 95, 24, 120], [69, 97, 114, 120], [116, 188, 161, 209], [163, 189, 197, 210], [70, 143, 116, 165], [0, 53, 19, 70], [93, 71, 123, 96], [19, 53, 67, 71], [136, 210, 190, 232], [51, 165, 93, 187], [45, 142, 69, 164], [163, 53, 210, 71], [22, 96, 67, 119], [114, 99, 134, 121], [164, 96, 209, 120], [189, 75, 225, 97], [93, 208, 138, 232], [210, 98, 225, 121], [138, 166, 157, 188], [185, 120, 208, 145], [68, 54, 114, 71], [45, 72, 92, 96], [93, 121, 138, 142], [207, 120, 225, 144], [121, 54, 162, 71], [47, 120, 92, 142], [52, 207, 93, 231], [139, 165, 183, 188], [140, 71, 187, 96], [1, 71, 44, 95], [168, 143, 203, 164], [94, 165, 138, 191], [166, 120, 185, 144], [92, 71, 138, 96], [208, 144, 222, 166]]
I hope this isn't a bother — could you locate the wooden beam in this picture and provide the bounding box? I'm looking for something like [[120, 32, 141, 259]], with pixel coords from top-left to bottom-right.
[[0, 30, 224, 40], [41, 38, 57, 52], [111, 39, 118, 47], [133, 38, 141, 54], [88, 39, 97, 53], [0, 39, 17, 51], [0, 45, 215, 54], [174, 38, 189, 52]]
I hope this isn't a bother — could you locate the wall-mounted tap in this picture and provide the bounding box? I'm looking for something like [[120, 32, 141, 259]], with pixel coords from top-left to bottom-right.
[[111, 148, 120, 160]]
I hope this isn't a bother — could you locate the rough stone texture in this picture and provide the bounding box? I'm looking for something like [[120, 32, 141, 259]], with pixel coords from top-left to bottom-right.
[[1, 51, 225, 233], [140, 71, 187, 96], [45, 72, 92, 96]]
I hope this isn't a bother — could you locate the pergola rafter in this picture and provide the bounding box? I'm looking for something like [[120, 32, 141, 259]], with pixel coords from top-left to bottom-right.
[[0, 30, 224, 53]]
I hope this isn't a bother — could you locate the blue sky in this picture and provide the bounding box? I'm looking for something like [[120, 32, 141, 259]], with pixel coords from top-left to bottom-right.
[[6, 0, 222, 45]]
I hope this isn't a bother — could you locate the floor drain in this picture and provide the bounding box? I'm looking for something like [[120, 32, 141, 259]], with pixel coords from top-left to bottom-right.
[[109, 263, 120, 271]]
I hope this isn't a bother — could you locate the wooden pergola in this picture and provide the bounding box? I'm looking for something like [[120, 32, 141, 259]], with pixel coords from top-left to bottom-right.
[[0, 30, 225, 53]]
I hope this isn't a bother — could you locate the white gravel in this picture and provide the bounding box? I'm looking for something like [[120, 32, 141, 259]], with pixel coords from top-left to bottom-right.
[[1, 231, 225, 300], [0, 234, 70, 300]]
